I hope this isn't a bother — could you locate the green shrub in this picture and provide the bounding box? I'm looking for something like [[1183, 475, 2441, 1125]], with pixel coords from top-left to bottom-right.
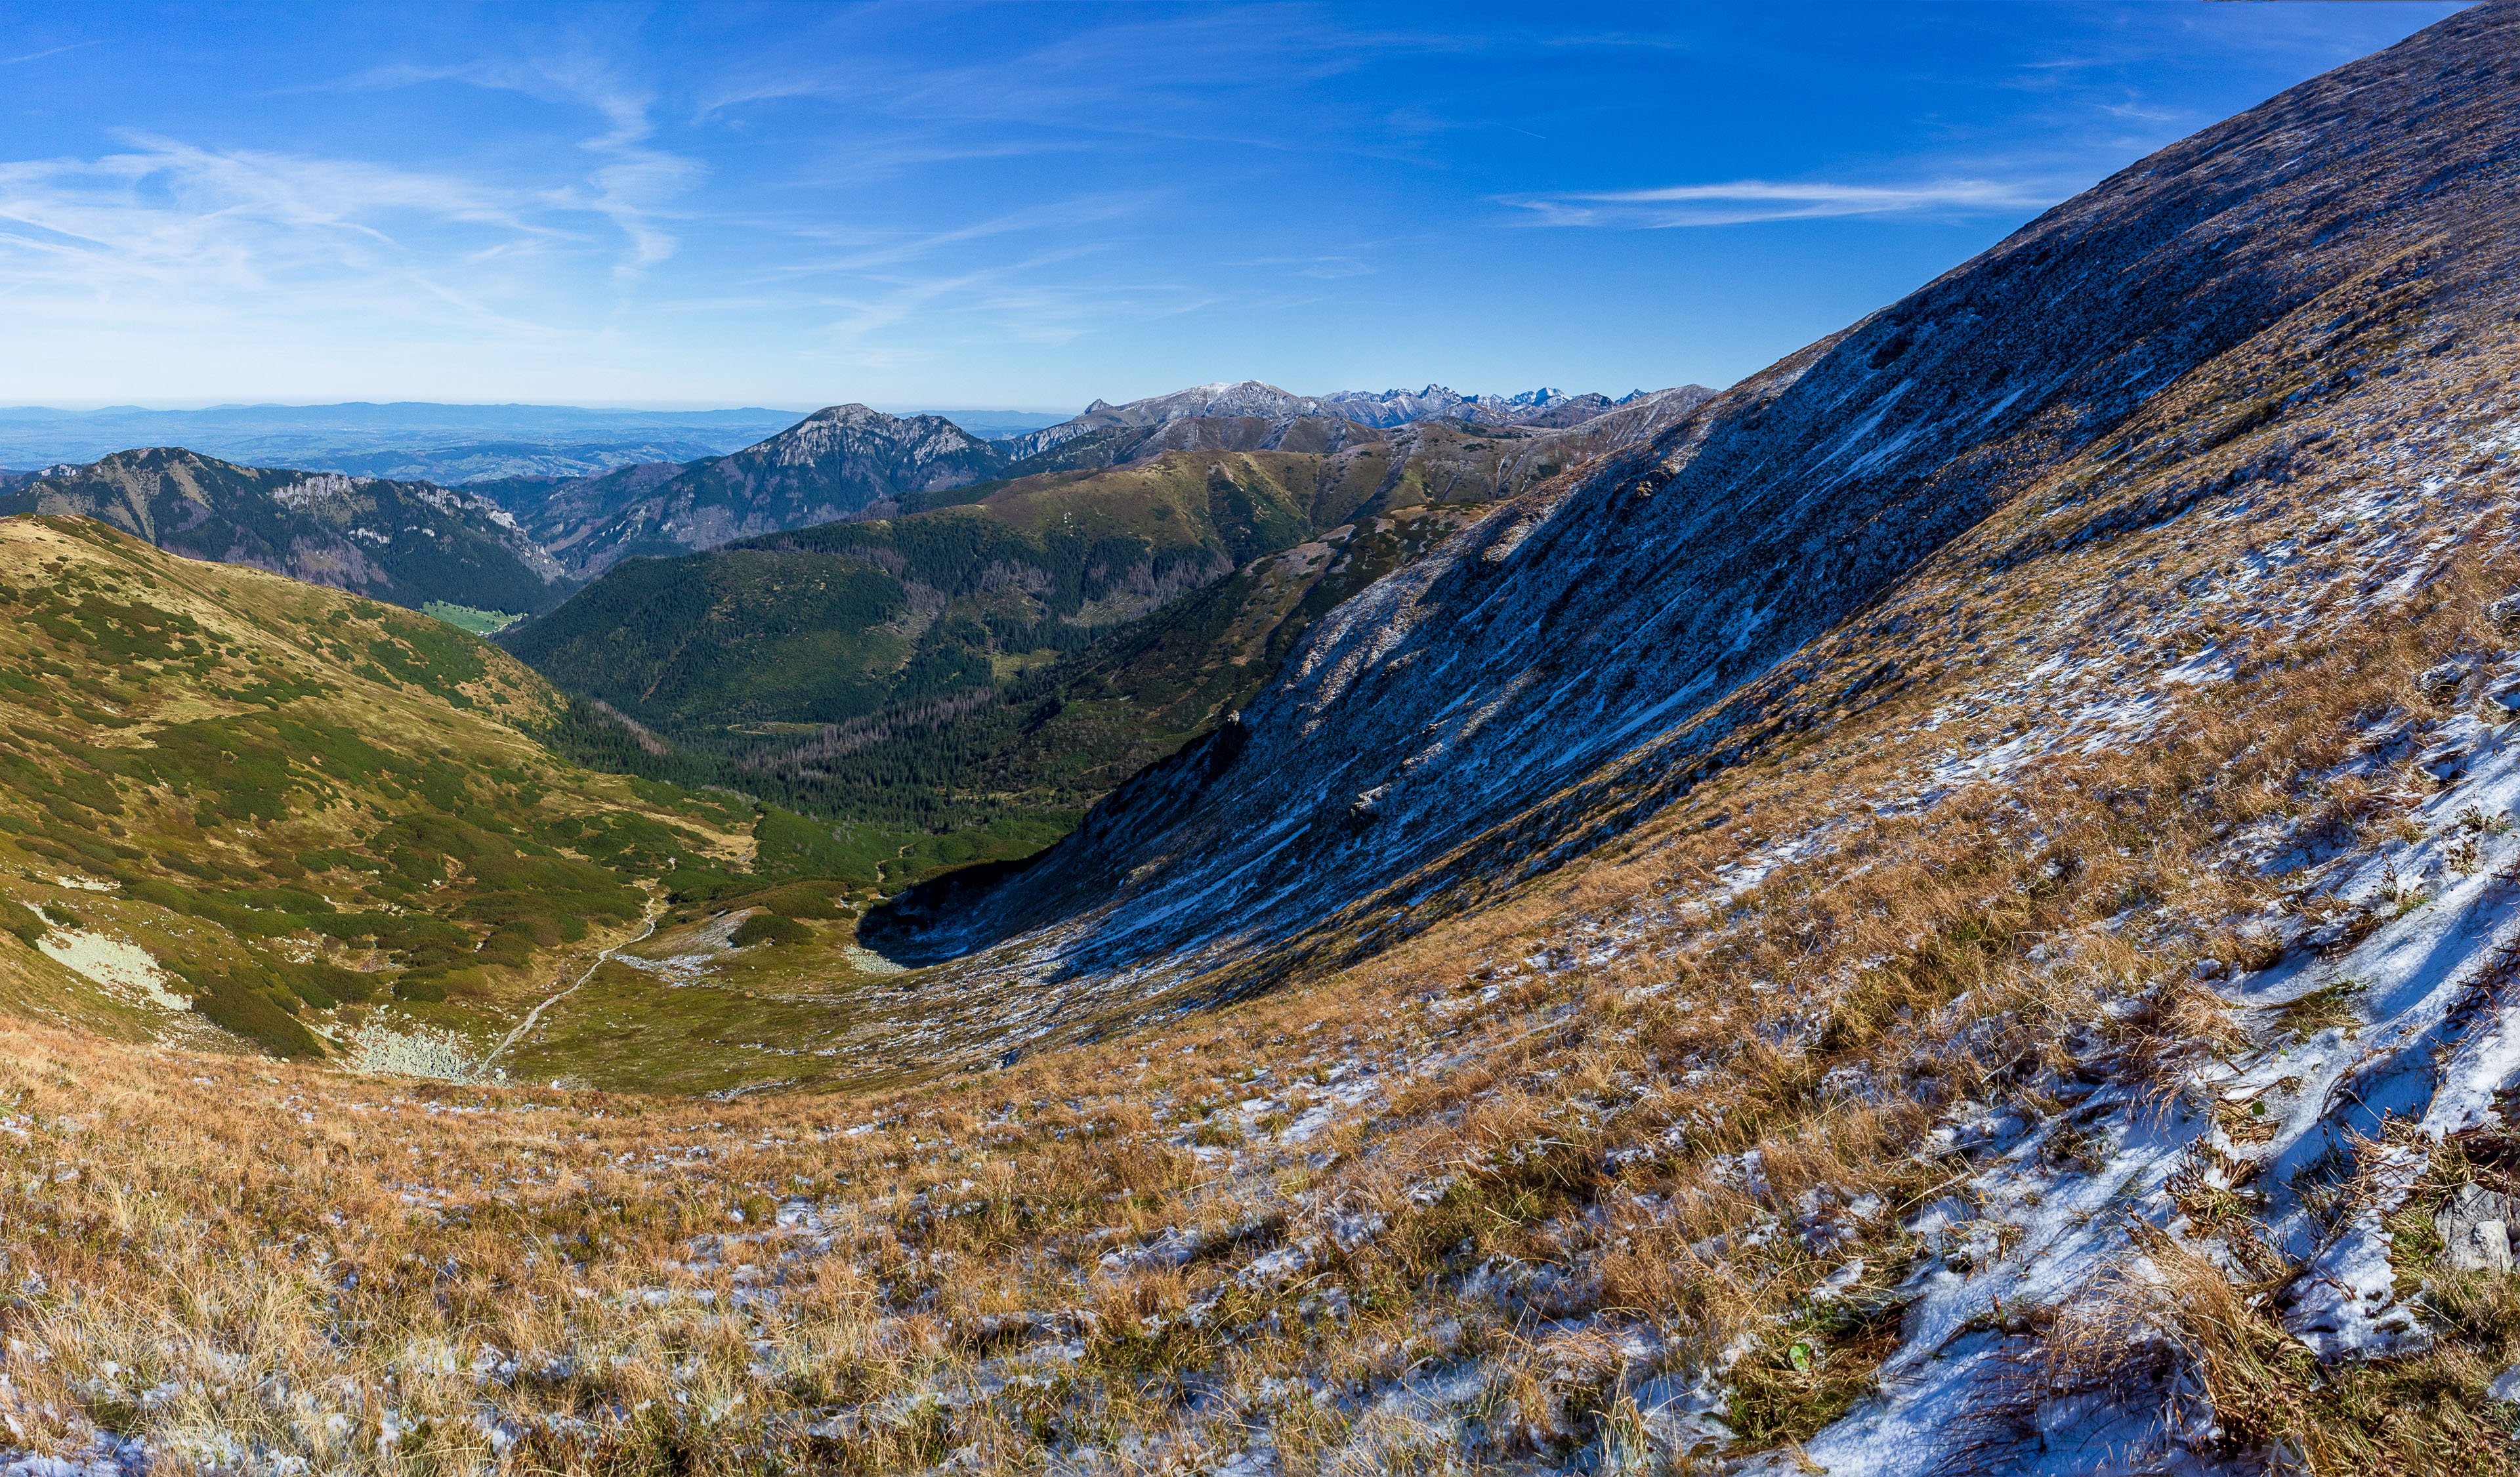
[[736, 881, 849, 920], [0, 898, 44, 945], [177, 968, 326, 1058], [270, 957, 377, 1007], [392, 978, 448, 1004], [730, 912, 813, 947]]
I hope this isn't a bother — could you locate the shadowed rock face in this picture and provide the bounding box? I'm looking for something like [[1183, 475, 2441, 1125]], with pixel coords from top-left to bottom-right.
[[0, 447, 572, 614], [870, 6, 2520, 993]]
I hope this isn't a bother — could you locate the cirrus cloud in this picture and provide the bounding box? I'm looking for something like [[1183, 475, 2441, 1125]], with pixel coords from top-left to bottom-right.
[[1501, 177, 2066, 228]]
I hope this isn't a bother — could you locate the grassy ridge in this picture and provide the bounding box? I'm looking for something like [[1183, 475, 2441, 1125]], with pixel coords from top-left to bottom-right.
[[0, 513, 763, 1058]]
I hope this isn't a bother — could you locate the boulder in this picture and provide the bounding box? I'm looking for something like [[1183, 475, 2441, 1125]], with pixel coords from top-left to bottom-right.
[[2435, 1182, 2517, 1272]]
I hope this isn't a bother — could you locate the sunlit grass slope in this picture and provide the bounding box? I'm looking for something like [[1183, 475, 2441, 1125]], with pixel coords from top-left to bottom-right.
[[0, 514, 925, 1089]]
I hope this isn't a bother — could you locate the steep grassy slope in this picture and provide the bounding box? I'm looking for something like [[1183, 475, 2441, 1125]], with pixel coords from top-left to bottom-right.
[[870, 5, 2520, 1011], [15, 473, 2520, 1475], [0, 513, 946, 1090], [0, 448, 574, 616]]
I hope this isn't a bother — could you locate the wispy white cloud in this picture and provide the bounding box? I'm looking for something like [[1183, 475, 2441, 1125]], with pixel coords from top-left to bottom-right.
[[311, 52, 708, 282], [808, 244, 1212, 351], [1228, 253, 1374, 280], [3, 41, 101, 66], [0, 133, 592, 343], [1501, 177, 2063, 228], [771, 194, 1154, 277]]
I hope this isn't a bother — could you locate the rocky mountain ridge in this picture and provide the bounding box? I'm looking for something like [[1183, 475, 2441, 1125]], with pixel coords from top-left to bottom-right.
[[0, 448, 574, 616], [1315, 383, 1682, 428], [998, 378, 1694, 462], [494, 385, 1718, 578], [519, 404, 1003, 576]]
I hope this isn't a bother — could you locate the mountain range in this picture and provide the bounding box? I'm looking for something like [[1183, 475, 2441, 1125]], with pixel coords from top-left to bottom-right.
[[8, 9, 2517, 1474], [478, 377, 1689, 575]]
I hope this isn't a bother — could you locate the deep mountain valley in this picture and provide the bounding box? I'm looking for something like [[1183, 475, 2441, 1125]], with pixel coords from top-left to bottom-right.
[[6, 9, 2520, 1476]]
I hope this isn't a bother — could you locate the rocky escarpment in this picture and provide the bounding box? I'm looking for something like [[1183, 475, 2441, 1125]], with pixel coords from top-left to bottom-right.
[[871, 5, 2520, 1004], [545, 405, 1004, 575], [0, 448, 572, 614]]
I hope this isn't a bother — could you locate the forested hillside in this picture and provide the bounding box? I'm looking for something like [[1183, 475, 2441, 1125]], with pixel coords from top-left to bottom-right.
[[499, 427, 1533, 847], [503, 444, 1402, 723]]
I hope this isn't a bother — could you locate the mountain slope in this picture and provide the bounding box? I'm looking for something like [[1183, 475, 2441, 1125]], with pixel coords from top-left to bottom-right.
[[0, 512, 968, 1093], [503, 446, 1400, 731], [0, 448, 574, 616], [872, 0, 2520, 1023], [501, 395, 1713, 844], [976, 410, 1389, 480], [721, 500, 1488, 828], [0, 513, 705, 1053], [542, 404, 1005, 575]]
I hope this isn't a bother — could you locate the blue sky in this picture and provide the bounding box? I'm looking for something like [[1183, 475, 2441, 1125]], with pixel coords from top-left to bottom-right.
[[0, 1, 2469, 412]]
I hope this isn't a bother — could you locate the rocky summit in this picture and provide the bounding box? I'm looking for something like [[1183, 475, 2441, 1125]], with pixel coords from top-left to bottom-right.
[[4, 9, 2520, 1477]]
